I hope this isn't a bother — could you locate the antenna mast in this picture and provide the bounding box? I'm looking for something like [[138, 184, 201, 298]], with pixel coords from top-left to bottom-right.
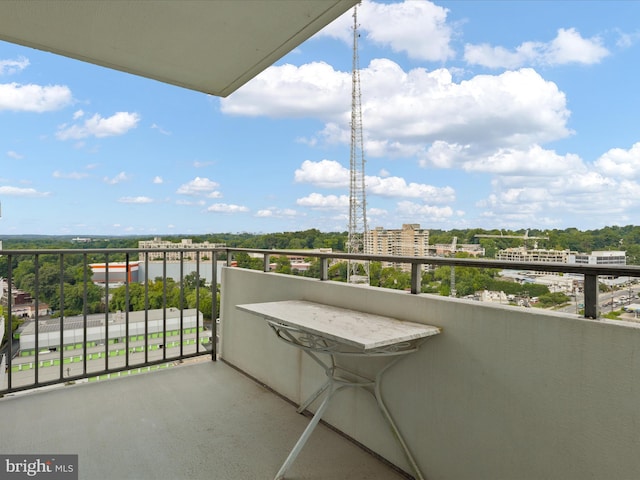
[[347, 4, 369, 284]]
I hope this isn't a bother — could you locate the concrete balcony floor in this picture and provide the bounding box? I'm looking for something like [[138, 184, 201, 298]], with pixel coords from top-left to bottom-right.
[[0, 358, 407, 480]]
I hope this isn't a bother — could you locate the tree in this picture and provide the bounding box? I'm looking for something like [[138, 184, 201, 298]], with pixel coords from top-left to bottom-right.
[[301, 258, 321, 278], [183, 271, 206, 290], [234, 252, 263, 270], [273, 256, 291, 274], [536, 292, 570, 308], [63, 282, 104, 315], [328, 261, 347, 282], [375, 266, 411, 290]]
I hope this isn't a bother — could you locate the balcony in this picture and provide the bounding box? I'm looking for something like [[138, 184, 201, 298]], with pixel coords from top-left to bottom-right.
[[2, 247, 640, 479], [0, 359, 405, 479]]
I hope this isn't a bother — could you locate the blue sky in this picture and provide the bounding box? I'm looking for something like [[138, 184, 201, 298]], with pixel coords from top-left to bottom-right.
[[2, 0, 640, 236]]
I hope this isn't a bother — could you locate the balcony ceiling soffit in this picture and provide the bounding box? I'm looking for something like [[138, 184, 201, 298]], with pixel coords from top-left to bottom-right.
[[0, 0, 357, 97]]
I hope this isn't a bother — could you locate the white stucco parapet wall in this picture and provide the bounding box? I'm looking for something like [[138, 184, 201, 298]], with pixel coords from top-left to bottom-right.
[[220, 266, 640, 480]]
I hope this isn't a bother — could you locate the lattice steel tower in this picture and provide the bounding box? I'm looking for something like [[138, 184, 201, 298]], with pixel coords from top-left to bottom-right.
[[347, 4, 369, 284]]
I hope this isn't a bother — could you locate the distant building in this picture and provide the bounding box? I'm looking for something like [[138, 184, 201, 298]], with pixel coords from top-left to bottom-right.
[[569, 250, 628, 286], [432, 242, 484, 257], [0, 285, 50, 318], [90, 261, 140, 286], [568, 250, 626, 266], [138, 237, 226, 261], [497, 247, 575, 263], [10, 302, 51, 319], [265, 249, 333, 273], [18, 307, 203, 353], [366, 224, 430, 271]]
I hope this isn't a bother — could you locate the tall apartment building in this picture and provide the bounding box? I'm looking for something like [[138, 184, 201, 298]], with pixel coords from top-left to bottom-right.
[[138, 237, 226, 261], [366, 224, 430, 271]]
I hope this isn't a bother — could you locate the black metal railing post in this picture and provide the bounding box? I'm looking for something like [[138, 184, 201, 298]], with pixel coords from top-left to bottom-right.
[[320, 257, 329, 281], [410, 263, 421, 294], [34, 254, 40, 385], [82, 253, 88, 377], [58, 254, 64, 381], [211, 251, 218, 361], [6, 256, 13, 391], [179, 251, 184, 358], [583, 274, 599, 319], [125, 253, 130, 370]]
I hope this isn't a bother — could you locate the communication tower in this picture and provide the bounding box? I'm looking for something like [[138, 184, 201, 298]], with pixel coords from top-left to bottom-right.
[[346, 4, 369, 284]]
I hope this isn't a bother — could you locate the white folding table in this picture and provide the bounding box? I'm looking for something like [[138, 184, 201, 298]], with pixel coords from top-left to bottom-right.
[[236, 300, 441, 480]]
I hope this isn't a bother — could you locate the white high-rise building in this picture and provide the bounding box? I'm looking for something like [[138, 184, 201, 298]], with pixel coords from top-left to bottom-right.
[[366, 224, 430, 271], [138, 237, 225, 262]]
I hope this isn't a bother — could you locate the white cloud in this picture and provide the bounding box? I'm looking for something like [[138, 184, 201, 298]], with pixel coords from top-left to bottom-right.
[[151, 123, 171, 135], [364, 66, 571, 152], [294, 159, 349, 188], [177, 177, 221, 196], [153, 176, 163, 184], [207, 203, 249, 213], [367, 176, 455, 202], [0, 185, 49, 197], [363, 0, 455, 62], [256, 208, 299, 218], [57, 112, 140, 140], [546, 28, 609, 65], [317, 0, 455, 62], [221, 61, 349, 119], [464, 28, 609, 69], [294, 159, 454, 202], [616, 30, 640, 48], [296, 193, 349, 210], [368, 207, 388, 216], [474, 169, 627, 228], [53, 171, 89, 180], [6, 150, 23, 160], [594, 142, 640, 178], [224, 60, 571, 159], [118, 196, 154, 204], [176, 199, 206, 207], [193, 161, 214, 168], [461, 145, 586, 176], [104, 172, 130, 185], [0, 83, 72, 112], [0, 57, 29, 75], [396, 201, 456, 220], [73, 110, 84, 120]]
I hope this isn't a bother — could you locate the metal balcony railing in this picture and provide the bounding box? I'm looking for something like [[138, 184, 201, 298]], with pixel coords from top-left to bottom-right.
[[0, 248, 219, 395], [2, 246, 639, 396], [225, 247, 640, 320]]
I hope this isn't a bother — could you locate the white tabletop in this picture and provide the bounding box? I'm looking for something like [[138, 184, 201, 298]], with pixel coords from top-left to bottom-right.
[[237, 300, 440, 351]]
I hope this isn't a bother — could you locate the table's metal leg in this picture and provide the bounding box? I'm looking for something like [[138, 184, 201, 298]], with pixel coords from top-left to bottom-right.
[[275, 381, 342, 480], [374, 360, 425, 480], [296, 379, 330, 414]]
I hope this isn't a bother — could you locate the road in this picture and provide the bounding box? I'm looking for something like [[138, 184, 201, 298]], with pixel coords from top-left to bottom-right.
[[554, 283, 640, 316]]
